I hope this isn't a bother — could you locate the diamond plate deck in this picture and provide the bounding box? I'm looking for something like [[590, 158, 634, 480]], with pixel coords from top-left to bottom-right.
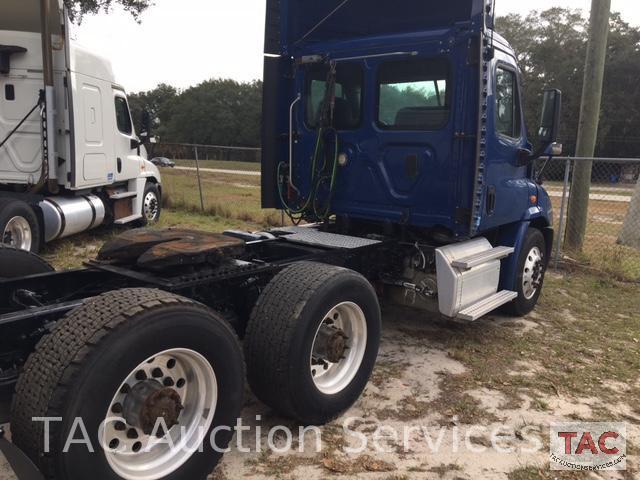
[[273, 226, 381, 249]]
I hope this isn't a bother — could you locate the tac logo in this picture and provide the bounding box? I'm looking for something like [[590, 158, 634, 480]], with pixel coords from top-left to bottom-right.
[[550, 422, 627, 471]]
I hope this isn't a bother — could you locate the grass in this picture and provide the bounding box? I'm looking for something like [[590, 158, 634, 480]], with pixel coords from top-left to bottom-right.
[[413, 272, 640, 423], [174, 159, 261, 172], [161, 168, 283, 228], [507, 466, 585, 480]]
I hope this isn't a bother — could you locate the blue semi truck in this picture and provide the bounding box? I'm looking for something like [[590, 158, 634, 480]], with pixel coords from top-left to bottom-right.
[[0, 1, 561, 479]]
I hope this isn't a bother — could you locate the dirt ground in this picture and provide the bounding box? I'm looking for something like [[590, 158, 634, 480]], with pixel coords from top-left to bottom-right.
[[1, 222, 639, 480], [205, 272, 639, 480], [1, 271, 639, 480]]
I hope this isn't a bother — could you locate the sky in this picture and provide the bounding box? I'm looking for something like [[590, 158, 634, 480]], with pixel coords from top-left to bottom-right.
[[72, 0, 640, 93]]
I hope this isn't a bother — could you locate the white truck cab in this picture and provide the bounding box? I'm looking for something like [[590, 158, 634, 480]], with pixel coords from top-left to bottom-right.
[[0, 0, 161, 252]]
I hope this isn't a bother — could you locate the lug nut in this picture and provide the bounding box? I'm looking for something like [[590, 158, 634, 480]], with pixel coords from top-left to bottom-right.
[[152, 368, 163, 378], [135, 370, 147, 381], [163, 377, 175, 387], [111, 403, 123, 414], [114, 421, 126, 431], [127, 428, 139, 439]]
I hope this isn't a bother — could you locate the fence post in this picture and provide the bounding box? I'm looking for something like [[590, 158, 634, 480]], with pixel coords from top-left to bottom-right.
[[554, 158, 572, 269], [194, 146, 205, 212]]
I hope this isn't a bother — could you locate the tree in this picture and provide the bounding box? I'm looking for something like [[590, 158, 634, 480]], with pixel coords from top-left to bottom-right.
[[63, 0, 151, 22], [161, 79, 263, 147], [496, 7, 640, 157], [128, 84, 179, 140], [496, 8, 589, 153]]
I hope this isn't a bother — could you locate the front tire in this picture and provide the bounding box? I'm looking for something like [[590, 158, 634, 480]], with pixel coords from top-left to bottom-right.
[[506, 228, 548, 316], [0, 198, 41, 253], [244, 262, 381, 425], [139, 183, 161, 226], [11, 288, 244, 480]]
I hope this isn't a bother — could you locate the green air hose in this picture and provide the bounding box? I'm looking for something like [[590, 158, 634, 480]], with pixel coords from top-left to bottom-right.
[[278, 62, 341, 224], [277, 129, 339, 224]]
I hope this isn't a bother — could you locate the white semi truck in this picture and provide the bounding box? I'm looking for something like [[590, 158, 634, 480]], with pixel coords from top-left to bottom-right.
[[0, 0, 162, 253]]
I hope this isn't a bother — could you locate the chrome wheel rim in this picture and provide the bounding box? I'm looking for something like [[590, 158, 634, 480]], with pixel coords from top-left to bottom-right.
[[522, 246, 544, 300], [143, 191, 159, 222], [103, 348, 217, 480], [310, 302, 367, 395], [2, 216, 32, 250]]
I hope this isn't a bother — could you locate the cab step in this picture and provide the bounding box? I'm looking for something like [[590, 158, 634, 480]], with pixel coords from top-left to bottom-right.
[[114, 214, 143, 225], [451, 246, 514, 270], [456, 290, 518, 321], [109, 191, 137, 200]]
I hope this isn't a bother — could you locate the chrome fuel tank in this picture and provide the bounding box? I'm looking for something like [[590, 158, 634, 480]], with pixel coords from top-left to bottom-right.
[[39, 195, 106, 242]]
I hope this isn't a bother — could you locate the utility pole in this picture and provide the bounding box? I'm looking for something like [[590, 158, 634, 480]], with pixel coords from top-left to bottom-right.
[[565, 0, 611, 251]]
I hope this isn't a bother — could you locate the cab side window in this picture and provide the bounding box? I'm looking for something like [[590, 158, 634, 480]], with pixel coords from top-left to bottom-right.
[[495, 67, 522, 139], [377, 58, 450, 131], [115, 96, 132, 135], [306, 63, 363, 130]]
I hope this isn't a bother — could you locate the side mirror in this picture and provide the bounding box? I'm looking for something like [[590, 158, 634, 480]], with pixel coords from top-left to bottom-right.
[[538, 89, 562, 144], [130, 137, 141, 150]]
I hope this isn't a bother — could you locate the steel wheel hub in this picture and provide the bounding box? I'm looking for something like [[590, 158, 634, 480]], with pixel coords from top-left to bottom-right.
[[123, 380, 183, 435], [144, 192, 159, 221], [103, 348, 217, 480], [310, 302, 367, 395], [522, 246, 544, 300], [2, 216, 32, 250]]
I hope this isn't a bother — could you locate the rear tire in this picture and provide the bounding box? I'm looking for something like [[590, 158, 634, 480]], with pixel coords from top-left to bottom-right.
[[11, 288, 244, 480], [244, 262, 381, 425], [0, 198, 41, 253], [505, 228, 547, 317], [0, 244, 53, 279]]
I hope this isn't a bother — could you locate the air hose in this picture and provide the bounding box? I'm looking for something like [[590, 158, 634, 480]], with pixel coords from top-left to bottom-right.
[[278, 62, 341, 224]]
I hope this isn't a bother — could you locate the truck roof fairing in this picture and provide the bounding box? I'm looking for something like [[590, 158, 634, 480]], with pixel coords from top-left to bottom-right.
[[0, 0, 63, 35], [265, 0, 489, 55]]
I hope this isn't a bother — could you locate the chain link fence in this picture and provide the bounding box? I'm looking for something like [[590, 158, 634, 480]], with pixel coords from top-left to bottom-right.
[[150, 143, 284, 228], [151, 143, 261, 165], [539, 157, 640, 282]]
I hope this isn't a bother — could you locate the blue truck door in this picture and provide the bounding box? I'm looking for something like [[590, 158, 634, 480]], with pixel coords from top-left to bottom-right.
[[480, 60, 531, 231], [369, 56, 456, 225]]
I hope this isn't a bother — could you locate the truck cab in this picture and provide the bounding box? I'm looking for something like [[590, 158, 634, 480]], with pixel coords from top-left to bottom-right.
[[0, 0, 161, 252], [262, 0, 561, 319]]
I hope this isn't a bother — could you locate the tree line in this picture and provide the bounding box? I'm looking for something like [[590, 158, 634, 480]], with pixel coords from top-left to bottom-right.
[[127, 7, 640, 158]]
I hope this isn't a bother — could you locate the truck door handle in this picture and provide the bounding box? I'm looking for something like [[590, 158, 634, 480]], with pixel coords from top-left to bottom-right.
[[117, 158, 122, 173], [486, 186, 496, 214]]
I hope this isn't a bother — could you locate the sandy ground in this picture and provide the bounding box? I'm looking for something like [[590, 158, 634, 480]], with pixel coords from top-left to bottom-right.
[[0, 455, 14, 480], [1, 304, 637, 479], [209, 306, 638, 479]]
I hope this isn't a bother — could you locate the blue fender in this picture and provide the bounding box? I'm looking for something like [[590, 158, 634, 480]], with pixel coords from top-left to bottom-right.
[[497, 221, 531, 292]]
